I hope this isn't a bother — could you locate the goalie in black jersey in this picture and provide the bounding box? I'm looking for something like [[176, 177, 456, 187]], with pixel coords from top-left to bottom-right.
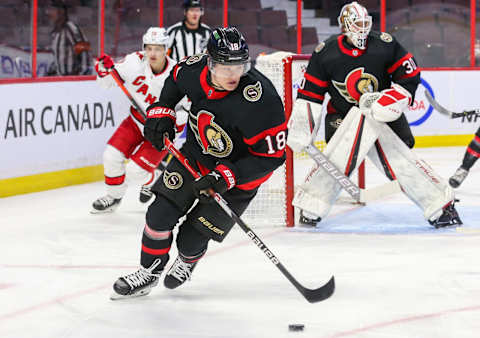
[[111, 27, 287, 299], [287, 1, 462, 228]]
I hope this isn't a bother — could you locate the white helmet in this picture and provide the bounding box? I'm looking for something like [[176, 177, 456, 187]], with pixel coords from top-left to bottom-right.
[[142, 27, 169, 49], [337, 2, 372, 50]]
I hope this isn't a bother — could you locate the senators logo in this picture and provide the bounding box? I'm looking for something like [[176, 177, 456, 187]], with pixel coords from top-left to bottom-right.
[[189, 110, 233, 158], [332, 67, 379, 103], [243, 81, 262, 102], [163, 170, 183, 190]]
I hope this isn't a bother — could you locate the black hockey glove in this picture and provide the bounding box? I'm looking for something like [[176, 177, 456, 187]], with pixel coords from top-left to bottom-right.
[[144, 104, 176, 151], [192, 163, 237, 203]]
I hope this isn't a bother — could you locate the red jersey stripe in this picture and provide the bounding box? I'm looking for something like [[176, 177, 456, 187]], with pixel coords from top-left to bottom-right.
[[304, 73, 328, 88], [243, 121, 287, 145], [237, 172, 273, 190], [387, 52, 413, 74], [298, 88, 324, 101]]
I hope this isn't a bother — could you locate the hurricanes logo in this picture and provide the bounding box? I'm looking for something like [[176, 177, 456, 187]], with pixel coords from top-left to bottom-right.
[[243, 81, 262, 102], [332, 67, 379, 103], [163, 170, 183, 190], [189, 110, 233, 158]]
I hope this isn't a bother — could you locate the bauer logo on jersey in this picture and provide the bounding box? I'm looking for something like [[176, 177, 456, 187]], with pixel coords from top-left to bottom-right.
[[243, 81, 262, 102], [332, 67, 379, 103], [163, 170, 183, 190], [186, 54, 204, 65], [380, 32, 393, 43], [189, 110, 233, 158]]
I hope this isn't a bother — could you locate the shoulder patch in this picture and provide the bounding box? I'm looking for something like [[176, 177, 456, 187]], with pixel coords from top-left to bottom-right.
[[243, 81, 262, 102], [186, 53, 205, 65], [314, 42, 325, 53], [380, 32, 393, 43]]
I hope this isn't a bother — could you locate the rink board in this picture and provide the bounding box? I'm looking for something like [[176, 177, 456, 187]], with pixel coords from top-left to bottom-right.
[[1, 70, 479, 196]]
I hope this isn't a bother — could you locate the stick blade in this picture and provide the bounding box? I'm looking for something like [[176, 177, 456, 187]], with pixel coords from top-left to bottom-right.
[[302, 276, 335, 303]]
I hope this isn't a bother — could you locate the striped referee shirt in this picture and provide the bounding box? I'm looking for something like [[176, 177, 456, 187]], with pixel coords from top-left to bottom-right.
[[50, 20, 91, 76], [167, 21, 211, 62]]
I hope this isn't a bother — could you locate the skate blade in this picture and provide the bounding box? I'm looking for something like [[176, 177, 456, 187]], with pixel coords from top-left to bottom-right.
[[90, 207, 118, 214], [110, 289, 152, 300]]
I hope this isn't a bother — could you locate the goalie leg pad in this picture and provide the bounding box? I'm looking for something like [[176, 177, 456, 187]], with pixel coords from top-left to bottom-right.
[[373, 123, 455, 220], [293, 107, 379, 218], [287, 98, 323, 152]]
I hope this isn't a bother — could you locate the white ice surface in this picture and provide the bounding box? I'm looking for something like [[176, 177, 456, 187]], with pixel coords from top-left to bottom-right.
[[1, 146, 479, 338]]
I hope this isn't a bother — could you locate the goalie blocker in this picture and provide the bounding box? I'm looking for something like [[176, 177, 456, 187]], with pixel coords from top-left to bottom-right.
[[292, 106, 462, 228]]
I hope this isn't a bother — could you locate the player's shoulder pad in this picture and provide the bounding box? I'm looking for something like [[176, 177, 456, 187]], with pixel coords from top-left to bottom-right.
[[178, 53, 208, 68], [312, 34, 338, 58], [240, 69, 285, 121], [370, 31, 395, 44]]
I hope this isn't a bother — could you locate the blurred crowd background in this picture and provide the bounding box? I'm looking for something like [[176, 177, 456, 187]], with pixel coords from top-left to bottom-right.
[[1, 0, 479, 78]]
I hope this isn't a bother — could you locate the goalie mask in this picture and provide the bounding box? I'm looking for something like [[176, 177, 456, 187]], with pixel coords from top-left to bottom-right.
[[142, 27, 169, 50], [207, 27, 251, 78], [337, 1, 372, 50]]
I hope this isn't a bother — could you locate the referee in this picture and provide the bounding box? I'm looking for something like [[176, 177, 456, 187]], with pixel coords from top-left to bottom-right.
[[167, 0, 211, 61]]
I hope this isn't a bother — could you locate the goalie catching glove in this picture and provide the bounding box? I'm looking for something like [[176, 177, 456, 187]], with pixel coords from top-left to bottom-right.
[[192, 163, 237, 203], [359, 83, 411, 122], [144, 104, 176, 151]]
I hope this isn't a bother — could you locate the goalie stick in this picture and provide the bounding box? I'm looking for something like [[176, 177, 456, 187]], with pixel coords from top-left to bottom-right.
[[424, 90, 479, 119], [164, 136, 335, 303], [111, 70, 335, 303], [304, 102, 362, 201]]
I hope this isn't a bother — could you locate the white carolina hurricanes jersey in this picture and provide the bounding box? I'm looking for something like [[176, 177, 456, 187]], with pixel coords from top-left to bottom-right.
[[97, 51, 189, 130]]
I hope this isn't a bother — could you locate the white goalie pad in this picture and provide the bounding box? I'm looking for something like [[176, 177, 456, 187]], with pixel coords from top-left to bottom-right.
[[286, 98, 323, 152], [293, 107, 379, 218], [371, 124, 454, 220], [294, 106, 454, 222]]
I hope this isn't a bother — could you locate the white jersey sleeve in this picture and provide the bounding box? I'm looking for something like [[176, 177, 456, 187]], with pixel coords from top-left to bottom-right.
[[97, 52, 176, 128]]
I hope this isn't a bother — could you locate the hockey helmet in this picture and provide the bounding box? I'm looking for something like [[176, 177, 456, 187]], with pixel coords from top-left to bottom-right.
[[337, 1, 372, 50], [207, 27, 250, 77], [142, 27, 169, 50], [183, 0, 202, 9]]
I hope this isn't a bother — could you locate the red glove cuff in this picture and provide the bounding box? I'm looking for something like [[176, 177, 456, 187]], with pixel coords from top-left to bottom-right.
[[215, 164, 236, 190], [146, 106, 176, 121]]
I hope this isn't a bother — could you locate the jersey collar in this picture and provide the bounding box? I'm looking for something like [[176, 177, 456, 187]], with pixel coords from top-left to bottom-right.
[[200, 66, 230, 100], [337, 35, 366, 57]]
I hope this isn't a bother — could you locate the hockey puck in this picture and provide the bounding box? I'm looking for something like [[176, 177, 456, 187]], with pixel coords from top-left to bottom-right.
[[288, 324, 305, 331]]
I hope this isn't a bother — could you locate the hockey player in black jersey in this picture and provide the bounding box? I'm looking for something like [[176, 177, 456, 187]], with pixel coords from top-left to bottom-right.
[[111, 27, 287, 299], [287, 1, 461, 228]]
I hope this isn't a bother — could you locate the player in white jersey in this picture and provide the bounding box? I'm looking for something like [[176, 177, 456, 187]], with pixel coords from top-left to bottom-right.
[[91, 27, 188, 213]]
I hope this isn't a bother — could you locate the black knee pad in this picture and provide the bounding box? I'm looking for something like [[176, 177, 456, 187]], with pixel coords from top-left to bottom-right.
[[146, 194, 183, 231]]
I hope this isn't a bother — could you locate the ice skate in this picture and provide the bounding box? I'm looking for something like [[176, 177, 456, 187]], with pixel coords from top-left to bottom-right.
[[91, 195, 122, 214], [449, 167, 469, 188], [139, 169, 161, 203], [429, 200, 463, 228], [164, 254, 199, 289], [299, 210, 322, 226], [111, 259, 163, 300]]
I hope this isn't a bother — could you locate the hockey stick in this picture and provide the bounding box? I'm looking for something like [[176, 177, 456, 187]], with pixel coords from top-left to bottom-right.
[[164, 137, 335, 303], [424, 90, 479, 119], [303, 102, 361, 201], [110, 67, 147, 119]]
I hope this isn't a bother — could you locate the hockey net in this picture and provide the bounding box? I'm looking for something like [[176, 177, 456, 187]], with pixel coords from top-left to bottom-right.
[[241, 52, 365, 228]]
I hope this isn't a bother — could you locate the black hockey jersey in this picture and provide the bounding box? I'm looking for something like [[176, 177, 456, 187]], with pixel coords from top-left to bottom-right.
[[298, 31, 421, 115], [156, 53, 287, 190]]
